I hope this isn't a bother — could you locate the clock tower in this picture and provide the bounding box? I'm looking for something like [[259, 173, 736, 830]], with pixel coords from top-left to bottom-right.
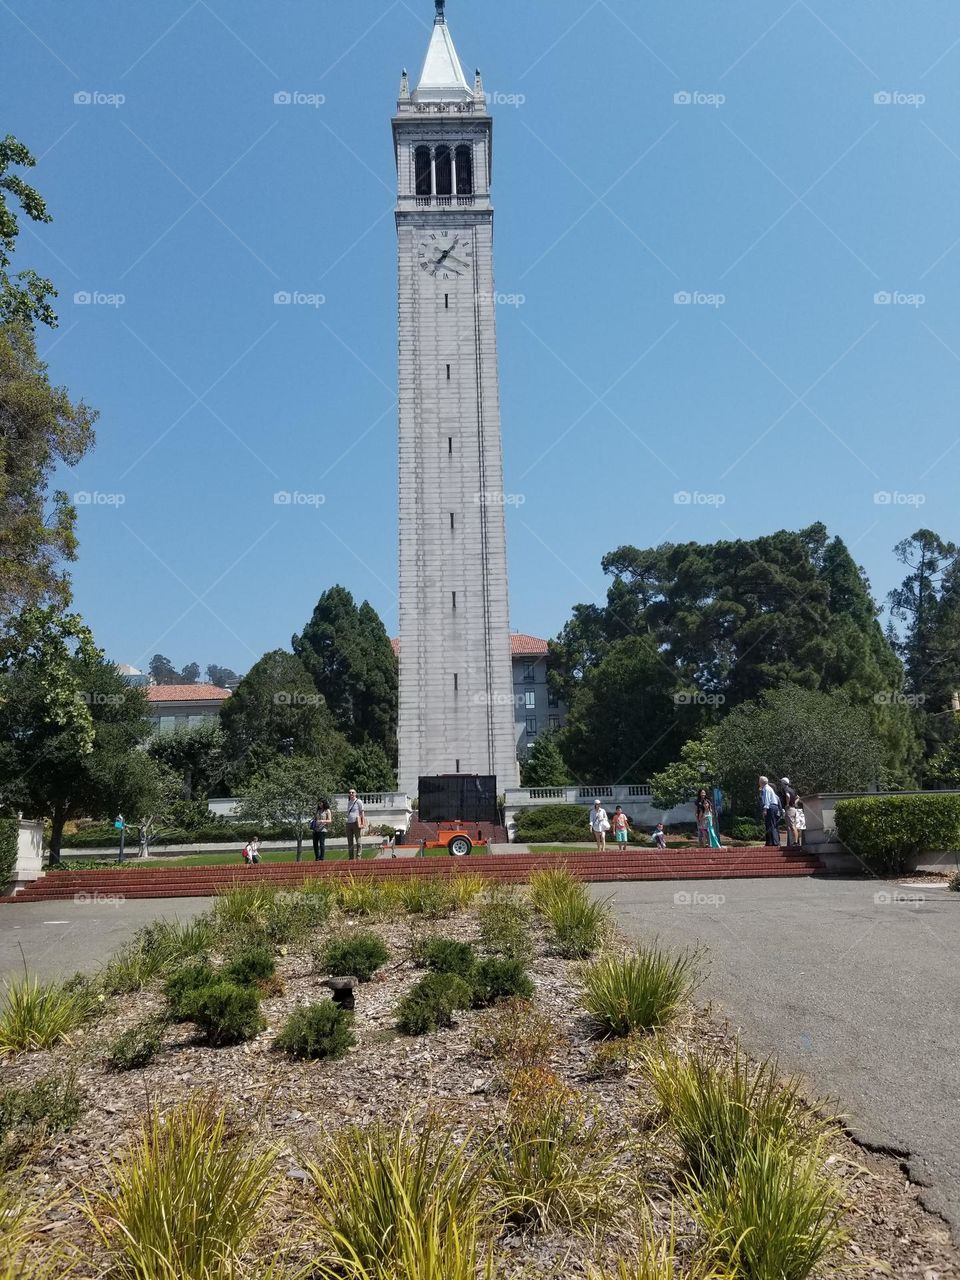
[[394, 0, 519, 797]]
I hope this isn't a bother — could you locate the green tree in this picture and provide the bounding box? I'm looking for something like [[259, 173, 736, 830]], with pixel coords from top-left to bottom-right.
[[341, 741, 395, 792], [146, 721, 226, 801], [219, 649, 347, 789], [926, 731, 960, 789], [148, 654, 179, 685], [179, 662, 200, 685], [520, 732, 570, 787], [713, 686, 884, 814], [0, 608, 163, 862], [888, 529, 957, 701], [292, 586, 398, 760], [237, 755, 335, 862], [0, 135, 57, 329], [648, 726, 720, 810], [206, 664, 239, 688], [559, 635, 684, 783], [0, 324, 97, 623]]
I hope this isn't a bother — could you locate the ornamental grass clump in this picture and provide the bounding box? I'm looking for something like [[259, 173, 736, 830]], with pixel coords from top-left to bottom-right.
[[334, 875, 387, 917], [396, 972, 474, 1035], [582, 945, 700, 1037], [543, 886, 611, 959], [477, 887, 533, 962], [85, 1096, 278, 1280], [489, 1067, 620, 1232], [318, 932, 390, 983], [529, 867, 579, 916], [392, 876, 461, 919], [302, 1116, 491, 1280], [0, 976, 94, 1055], [274, 1002, 355, 1061], [470, 999, 564, 1070]]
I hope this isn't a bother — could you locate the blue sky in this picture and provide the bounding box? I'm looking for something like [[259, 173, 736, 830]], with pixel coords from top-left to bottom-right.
[[5, 0, 960, 676]]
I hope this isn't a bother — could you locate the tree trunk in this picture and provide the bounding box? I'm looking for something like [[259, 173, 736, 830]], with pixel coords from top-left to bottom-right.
[[49, 806, 66, 867], [296, 827, 303, 863]]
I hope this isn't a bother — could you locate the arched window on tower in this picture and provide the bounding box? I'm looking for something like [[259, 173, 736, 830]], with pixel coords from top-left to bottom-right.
[[435, 145, 453, 196], [415, 146, 432, 197], [455, 145, 473, 196]]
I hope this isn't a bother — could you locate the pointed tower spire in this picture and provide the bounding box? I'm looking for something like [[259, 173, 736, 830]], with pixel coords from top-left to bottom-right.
[[414, 0, 473, 104]]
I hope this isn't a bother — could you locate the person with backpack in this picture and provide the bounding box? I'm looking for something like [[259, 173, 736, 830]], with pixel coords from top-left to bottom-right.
[[758, 776, 781, 847], [242, 835, 261, 865], [311, 799, 332, 861]]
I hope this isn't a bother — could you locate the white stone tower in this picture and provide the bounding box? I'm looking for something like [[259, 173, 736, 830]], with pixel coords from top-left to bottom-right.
[[394, 0, 519, 798]]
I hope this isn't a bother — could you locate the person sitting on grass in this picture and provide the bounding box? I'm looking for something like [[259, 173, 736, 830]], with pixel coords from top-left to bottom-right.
[[652, 822, 667, 849], [611, 805, 631, 845], [241, 836, 261, 865]]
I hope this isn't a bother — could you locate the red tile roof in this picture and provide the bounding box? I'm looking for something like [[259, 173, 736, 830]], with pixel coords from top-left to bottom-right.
[[390, 634, 549, 658], [145, 684, 232, 703]]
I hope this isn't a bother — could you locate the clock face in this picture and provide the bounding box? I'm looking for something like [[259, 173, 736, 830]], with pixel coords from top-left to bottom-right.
[[418, 232, 473, 280]]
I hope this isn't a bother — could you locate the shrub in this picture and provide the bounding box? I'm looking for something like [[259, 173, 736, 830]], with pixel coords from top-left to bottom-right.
[[0, 1070, 84, 1166], [85, 1097, 278, 1280], [106, 1016, 168, 1072], [477, 888, 533, 962], [543, 887, 611, 959], [274, 1002, 355, 1060], [0, 977, 93, 1054], [471, 999, 563, 1069], [470, 957, 534, 1008], [414, 937, 478, 977], [489, 1067, 618, 1231], [835, 793, 960, 874], [183, 981, 264, 1046], [514, 804, 592, 844], [949, 870, 960, 892], [0, 817, 17, 891], [727, 817, 765, 843], [318, 932, 389, 983], [222, 942, 276, 988], [164, 959, 217, 1020], [687, 1135, 847, 1280], [302, 1117, 489, 1279], [396, 973, 474, 1035], [582, 945, 700, 1037]]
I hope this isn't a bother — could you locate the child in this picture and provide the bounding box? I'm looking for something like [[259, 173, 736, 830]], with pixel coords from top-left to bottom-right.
[[241, 836, 261, 865], [652, 822, 666, 850], [612, 805, 630, 844], [794, 799, 806, 847]]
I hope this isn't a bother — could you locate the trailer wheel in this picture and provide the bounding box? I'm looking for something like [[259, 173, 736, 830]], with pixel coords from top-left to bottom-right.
[[448, 835, 472, 857]]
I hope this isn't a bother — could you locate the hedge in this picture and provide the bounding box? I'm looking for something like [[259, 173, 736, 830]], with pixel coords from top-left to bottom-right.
[[0, 817, 18, 889], [512, 804, 695, 844], [834, 793, 960, 873]]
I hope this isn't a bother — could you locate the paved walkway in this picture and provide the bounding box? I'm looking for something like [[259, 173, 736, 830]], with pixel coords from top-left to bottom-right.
[[600, 875, 960, 1232]]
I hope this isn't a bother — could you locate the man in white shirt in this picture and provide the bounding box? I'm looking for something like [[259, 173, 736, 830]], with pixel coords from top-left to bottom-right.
[[758, 775, 781, 848], [346, 789, 365, 861], [589, 799, 610, 851]]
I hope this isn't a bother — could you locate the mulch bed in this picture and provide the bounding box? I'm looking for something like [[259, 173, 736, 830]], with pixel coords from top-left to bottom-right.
[[3, 901, 957, 1278]]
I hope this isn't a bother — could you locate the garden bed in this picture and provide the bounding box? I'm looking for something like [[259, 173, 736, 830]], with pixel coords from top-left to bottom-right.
[[0, 875, 955, 1278]]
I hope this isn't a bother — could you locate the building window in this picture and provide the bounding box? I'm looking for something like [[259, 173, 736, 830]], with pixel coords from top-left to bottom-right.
[[414, 145, 432, 196], [450, 512, 455, 530], [445, 294, 449, 309], [524, 690, 536, 711], [452, 591, 457, 610], [435, 145, 453, 196], [455, 145, 473, 195], [522, 660, 535, 682], [548, 689, 559, 708], [448, 437, 453, 454], [455, 758, 460, 773], [453, 673, 458, 692], [526, 716, 537, 737], [446, 363, 451, 380], [549, 714, 560, 731]]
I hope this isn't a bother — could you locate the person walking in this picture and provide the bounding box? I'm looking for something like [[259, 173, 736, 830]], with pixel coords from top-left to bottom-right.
[[703, 796, 722, 849], [758, 775, 781, 847], [794, 798, 806, 847], [779, 777, 799, 848], [345, 789, 365, 860], [611, 805, 631, 845], [695, 789, 709, 847], [242, 835, 261, 865], [311, 798, 332, 861], [590, 799, 610, 851]]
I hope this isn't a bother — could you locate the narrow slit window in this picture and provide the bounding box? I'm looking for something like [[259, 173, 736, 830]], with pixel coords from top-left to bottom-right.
[[445, 294, 450, 310], [448, 437, 453, 454], [455, 759, 460, 773], [450, 512, 455, 530], [455, 145, 473, 196], [453, 673, 458, 692], [451, 591, 457, 610], [446, 363, 451, 380]]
